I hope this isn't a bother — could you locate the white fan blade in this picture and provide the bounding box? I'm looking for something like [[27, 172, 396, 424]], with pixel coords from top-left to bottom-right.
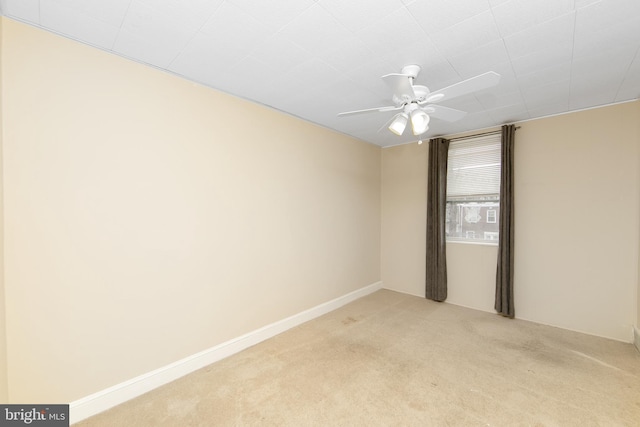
[[423, 71, 501, 103], [338, 105, 402, 117], [422, 105, 467, 122], [382, 73, 416, 102]]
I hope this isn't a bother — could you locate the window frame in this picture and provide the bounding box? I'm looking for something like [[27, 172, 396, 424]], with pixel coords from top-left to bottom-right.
[[445, 133, 501, 245]]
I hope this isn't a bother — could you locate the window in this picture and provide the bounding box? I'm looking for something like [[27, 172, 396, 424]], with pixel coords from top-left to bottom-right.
[[486, 209, 497, 223], [484, 231, 499, 241], [446, 134, 501, 243]]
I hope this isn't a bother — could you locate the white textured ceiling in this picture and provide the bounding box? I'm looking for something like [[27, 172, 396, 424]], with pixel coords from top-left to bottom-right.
[[1, 0, 639, 147]]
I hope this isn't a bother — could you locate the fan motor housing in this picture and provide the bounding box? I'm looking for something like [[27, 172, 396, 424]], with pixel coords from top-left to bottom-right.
[[413, 85, 429, 101], [401, 64, 421, 79]]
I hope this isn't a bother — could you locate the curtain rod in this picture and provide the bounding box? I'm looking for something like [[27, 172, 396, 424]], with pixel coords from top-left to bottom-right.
[[447, 126, 521, 142]]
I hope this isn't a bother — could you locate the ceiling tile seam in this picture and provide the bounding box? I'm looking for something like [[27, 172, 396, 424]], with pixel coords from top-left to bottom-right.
[[402, 6, 454, 79], [613, 44, 640, 101], [567, 7, 579, 106], [165, 1, 228, 70], [274, 45, 346, 81], [471, 94, 493, 125], [430, 7, 496, 37], [317, 0, 406, 35], [314, 2, 350, 34], [243, 0, 318, 35], [116, 0, 133, 29], [493, 33, 531, 117], [487, 6, 527, 119], [521, 78, 573, 111], [499, 11, 577, 114], [272, 5, 309, 35], [274, 2, 351, 41], [487, 1, 506, 40], [430, 10, 504, 82], [261, 3, 356, 67], [108, 0, 134, 51]]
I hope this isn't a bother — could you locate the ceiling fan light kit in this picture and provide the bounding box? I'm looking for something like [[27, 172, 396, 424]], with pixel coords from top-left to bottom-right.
[[410, 109, 430, 135], [388, 113, 409, 135], [338, 64, 501, 141]]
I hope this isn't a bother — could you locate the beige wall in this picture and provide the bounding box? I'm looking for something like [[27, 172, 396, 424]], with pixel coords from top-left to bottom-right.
[[382, 101, 640, 342], [380, 142, 428, 297], [0, 16, 8, 403], [515, 102, 638, 341], [1, 19, 381, 403]]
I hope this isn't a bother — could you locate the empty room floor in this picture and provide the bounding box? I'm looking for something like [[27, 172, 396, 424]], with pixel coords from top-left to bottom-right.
[[77, 290, 640, 426]]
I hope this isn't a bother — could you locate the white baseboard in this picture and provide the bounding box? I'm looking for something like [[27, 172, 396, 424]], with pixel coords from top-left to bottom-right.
[[634, 326, 640, 354], [69, 281, 382, 424]]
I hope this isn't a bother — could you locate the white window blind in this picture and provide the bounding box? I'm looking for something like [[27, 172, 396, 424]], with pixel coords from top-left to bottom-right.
[[447, 134, 501, 199]]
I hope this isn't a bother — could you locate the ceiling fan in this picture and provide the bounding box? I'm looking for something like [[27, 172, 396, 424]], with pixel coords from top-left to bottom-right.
[[338, 65, 501, 137]]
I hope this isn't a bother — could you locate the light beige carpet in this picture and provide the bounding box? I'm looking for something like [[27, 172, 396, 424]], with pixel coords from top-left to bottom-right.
[[76, 290, 640, 426]]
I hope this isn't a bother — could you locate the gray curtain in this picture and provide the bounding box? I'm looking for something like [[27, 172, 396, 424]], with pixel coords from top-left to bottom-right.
[[495, 124, 515, 317], [426, 137, 450, 302]]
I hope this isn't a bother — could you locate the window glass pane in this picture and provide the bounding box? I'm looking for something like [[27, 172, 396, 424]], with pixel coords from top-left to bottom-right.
[[446, 197, 499, 242]]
